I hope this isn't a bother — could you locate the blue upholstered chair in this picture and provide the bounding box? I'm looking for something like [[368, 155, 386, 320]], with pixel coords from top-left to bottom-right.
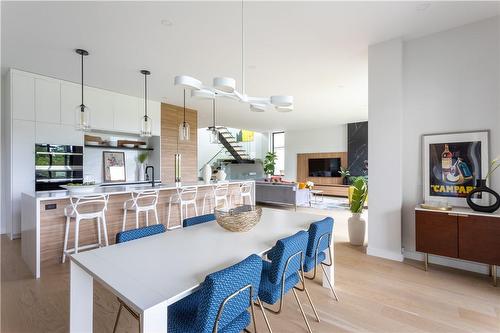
[[168, 254, 270, 333], [304, 217, 338, 301], [112, 224, 166, 333], [183, 213, 216, 228], [258, 231, 319, 333]]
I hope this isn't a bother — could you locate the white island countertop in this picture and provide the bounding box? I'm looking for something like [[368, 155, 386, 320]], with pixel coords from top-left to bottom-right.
[[31, 180, 253, 201]]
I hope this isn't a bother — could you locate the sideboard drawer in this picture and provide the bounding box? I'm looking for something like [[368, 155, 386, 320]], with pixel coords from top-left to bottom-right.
[[458, 215, 500, 265], [416, 210, 458, 258]]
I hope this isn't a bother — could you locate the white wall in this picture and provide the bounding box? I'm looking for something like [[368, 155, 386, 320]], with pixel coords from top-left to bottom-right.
[[368, 17, 500, 272], [401, 17, 499, 273], [367, 38, 404, 261], [284, 125, 347, 181]]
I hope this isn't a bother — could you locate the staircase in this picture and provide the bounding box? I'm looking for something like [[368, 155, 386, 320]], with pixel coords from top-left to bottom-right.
[[217, 127, 252, 163]]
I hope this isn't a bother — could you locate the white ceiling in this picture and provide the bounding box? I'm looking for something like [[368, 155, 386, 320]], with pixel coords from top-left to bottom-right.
[[2, 1, 499, 132]]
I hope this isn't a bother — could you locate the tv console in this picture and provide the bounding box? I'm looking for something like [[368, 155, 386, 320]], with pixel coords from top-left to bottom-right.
[[296, 152, 349, 197]]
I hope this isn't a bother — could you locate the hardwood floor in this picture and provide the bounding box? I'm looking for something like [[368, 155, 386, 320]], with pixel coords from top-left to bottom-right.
[[2, 205, 499, 333]]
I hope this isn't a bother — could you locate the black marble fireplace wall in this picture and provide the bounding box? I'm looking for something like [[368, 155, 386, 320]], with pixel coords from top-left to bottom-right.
[[348, 121, 368, 176]]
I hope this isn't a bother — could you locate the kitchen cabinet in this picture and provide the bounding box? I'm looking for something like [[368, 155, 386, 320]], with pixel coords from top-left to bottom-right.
[[12, 119, 36, 236], [60, 82, 80, 126], [86, 87, 114, 130], [36, 122, 83, 146], [114, 93, 140, 133], [35, 78, 61, 123], [12, 71, 35, 121]]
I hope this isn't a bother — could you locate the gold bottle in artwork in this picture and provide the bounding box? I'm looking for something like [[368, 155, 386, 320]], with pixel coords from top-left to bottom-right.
[[441, 144, 453, 181]]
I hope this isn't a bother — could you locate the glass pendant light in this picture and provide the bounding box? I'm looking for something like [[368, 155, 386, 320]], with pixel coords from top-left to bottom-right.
[[75, 49, 90, 131], [178, 89, 190, 141], [140, 70, 152, 137], [208, 98, 219, 144]]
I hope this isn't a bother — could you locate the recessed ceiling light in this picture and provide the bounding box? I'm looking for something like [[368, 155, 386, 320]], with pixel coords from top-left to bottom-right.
[[247, 65, 257, 70], [337, 85, 345, 89], [161, 19, 173, 27], [416, 2, 432, 11]]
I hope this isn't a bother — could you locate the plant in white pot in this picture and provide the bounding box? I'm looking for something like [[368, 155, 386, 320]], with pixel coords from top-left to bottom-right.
[[137, 152, 148, 182], [348, 177, 367, 246]]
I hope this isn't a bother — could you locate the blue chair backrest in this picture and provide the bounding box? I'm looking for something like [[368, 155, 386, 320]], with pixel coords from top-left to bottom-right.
[[306, 217, 334, 258], [115, 224, 166, 243], [267, 231, 309, 284], [183, 213, 216, 227], [196, 254, 262, 332]]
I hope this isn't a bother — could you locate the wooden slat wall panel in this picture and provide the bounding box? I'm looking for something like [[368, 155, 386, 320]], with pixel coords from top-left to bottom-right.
[[160, 103, 198, 183], [296, 152, 348, 185], [39, 184, 243, 269]]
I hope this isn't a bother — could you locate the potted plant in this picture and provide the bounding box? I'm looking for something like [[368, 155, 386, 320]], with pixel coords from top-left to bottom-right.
[[137, 152, 148, 181], [263, 152, 277, 178], [338, 167, 350, 185], [348, 176, 367, 246]]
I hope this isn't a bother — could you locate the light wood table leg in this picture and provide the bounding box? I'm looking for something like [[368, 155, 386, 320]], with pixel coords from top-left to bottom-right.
[[140, 301, 169, 333], [70, 261, 93, 333]]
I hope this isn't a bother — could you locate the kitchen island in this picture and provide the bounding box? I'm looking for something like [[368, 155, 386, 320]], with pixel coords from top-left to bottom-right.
[[21, 180, 254, 278]]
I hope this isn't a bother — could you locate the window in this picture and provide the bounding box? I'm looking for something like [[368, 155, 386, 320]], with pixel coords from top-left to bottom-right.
[[272, 132, 285, 176]]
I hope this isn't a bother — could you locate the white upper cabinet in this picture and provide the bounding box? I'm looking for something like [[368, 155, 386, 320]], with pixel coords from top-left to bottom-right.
[[35, 78, 61, 123], [61, 82, 80, 126], [86, 87, 114, 130], [12, 71, 35, 121], [114, 93, 140, 133]]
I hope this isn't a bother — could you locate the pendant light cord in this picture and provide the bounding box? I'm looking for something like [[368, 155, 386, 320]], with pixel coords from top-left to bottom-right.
[[183, 89, 187, 124], [144, 72, 148, 118], [241, 0, 245, 94], [80, 52, 84, 111], [212, 98, 216, 128]]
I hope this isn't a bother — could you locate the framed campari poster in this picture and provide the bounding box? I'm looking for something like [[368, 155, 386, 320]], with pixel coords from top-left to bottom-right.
[[422, 130, 489, 207]]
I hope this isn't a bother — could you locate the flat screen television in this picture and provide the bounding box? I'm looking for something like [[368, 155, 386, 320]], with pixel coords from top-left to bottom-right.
[[308, 158, 341, 177]]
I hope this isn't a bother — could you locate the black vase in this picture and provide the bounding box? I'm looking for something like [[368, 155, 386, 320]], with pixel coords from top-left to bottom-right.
[[466, 179, 500, 213]]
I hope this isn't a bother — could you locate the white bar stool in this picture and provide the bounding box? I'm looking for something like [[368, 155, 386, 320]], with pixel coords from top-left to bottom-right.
[[122, 189, 160, 232], [167, 186, 198, 230], [239, 181, 254, 205], [62, 194, 109, 263], [202, 183, 229, 214]]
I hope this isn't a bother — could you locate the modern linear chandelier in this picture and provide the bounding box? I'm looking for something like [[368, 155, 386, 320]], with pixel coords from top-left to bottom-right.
[[174, 76, 293, 112], [173, 2, 293, 112]]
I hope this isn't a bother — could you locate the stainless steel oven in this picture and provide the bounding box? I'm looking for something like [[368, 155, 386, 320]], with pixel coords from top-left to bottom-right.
[[35, 144, 84, 191]]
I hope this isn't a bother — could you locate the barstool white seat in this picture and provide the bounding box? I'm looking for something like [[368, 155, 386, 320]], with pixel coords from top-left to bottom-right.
[[202, 183, 229, 214], [167, 186, 198, 230], [122, 189, 159, 232], [62, 194, 109, 263], [239, 181, 254, 205]]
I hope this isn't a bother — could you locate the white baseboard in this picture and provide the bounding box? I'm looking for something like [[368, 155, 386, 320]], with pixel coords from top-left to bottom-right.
[[367, 246, 404, 262], [403, 250, 498, 276]]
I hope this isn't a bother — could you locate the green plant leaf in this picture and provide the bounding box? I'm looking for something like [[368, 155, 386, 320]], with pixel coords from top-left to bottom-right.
[[350, 177, 367, 214]]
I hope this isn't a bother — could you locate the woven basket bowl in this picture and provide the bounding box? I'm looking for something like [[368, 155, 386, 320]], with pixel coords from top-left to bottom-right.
[[214, 206, 262, 232]]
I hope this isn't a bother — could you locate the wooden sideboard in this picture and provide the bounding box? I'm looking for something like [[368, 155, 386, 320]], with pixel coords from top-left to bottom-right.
[[415, 207, 500, 286]]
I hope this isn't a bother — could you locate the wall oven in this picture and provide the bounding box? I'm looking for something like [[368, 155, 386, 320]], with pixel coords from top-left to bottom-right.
[[35, 144, 84, 191]]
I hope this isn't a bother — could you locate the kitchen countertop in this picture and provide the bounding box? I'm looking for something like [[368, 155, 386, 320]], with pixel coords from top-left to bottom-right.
[[30, 180, 254, 201]]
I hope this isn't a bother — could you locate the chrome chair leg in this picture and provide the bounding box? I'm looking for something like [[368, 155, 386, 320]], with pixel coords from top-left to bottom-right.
[[320, 264, 339, 301], [299, 275, 320, 322], [292, 288, 313, 333], [256, 297, 273, 333]]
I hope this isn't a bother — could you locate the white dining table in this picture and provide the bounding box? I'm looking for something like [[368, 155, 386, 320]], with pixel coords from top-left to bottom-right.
[[69, 208, 335, 332]]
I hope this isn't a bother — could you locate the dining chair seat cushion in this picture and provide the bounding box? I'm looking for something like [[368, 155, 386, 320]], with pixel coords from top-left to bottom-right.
[[258, 260, 300, 305], [303, 251, 326, 273], [115, 224, 166, 243], [168, 289, 251, 333], [183, 213, 216, 227]]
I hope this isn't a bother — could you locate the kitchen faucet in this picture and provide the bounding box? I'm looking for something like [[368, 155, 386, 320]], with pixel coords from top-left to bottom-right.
[[145, 165, 155, 187]]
